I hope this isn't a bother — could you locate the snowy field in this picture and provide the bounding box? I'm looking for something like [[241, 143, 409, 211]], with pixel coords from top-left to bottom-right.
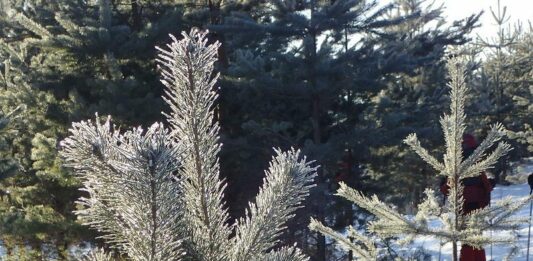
[[408, 182, 533, 261], [404, 159, 533, 261], [2, 161, 533, 260]]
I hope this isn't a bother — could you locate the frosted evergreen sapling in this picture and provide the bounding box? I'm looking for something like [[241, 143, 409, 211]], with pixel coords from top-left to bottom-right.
[[60, 29, 317, 261], [310, 58, 532, 260]]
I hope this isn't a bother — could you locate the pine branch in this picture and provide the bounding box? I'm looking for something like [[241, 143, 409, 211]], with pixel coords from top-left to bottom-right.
[[60, 117, 184, 261], [461, 141, 512, 178], [230, 149, 317, 261], [257, 245, 309, 261], [156, 29, 231, 261], [12, 13, 52, 39], [61, 29, 317, 260], [0, 39, 24, 62], [309, 218, 377, 260], [459, 123, 507, 172], [403, 133, 445, 173], [83, 248, 114, 261]]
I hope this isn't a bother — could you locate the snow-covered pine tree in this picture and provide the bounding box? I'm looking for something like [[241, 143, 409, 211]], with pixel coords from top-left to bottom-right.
[[61, 29, 317, 261], [310, 57, 532, 260]]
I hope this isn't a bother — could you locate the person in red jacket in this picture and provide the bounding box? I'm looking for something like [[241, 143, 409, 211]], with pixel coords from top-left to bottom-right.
[[440, 134, 495, 261]]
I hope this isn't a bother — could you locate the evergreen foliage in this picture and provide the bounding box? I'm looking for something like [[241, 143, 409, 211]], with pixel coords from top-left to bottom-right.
[[503, 25, 533, 153], [60, 29, 318, 261], [83, 248, 114, 261], [0, 0, 187, 255], [473, 0, 532, 158], [0, 0, 529, 259], [310, 57, 532, 260], [215, 1, 479, 257], [357, 0, 470, 209], [0, 106, 21, 180]]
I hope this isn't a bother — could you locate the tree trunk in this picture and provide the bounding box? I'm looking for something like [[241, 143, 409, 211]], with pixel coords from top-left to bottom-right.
[[452, 240, 458, 261], [130, 0, 142, 31], [208, 0, 229, 68], [313, 95, 327, 261], [347, 149, 354, 261], [309, 1, 326, 259]]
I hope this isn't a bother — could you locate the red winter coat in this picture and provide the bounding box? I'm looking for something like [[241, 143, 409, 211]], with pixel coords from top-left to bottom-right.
[[440, 173, 494, 261], [440, 173, 493, 214]]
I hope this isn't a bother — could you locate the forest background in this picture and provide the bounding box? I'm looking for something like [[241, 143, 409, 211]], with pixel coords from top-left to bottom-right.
[[0, 0, 531, 260]]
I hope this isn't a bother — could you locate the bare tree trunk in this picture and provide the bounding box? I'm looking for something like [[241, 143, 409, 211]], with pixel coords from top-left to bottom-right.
[[207, 0, 229, 68], [130, 0, 142, 31], [452, 241, 458, 261]]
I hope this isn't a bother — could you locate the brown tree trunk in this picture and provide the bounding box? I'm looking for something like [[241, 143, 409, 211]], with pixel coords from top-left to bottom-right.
[[130, 0, 142, 31], [208, 0, 229, 68]]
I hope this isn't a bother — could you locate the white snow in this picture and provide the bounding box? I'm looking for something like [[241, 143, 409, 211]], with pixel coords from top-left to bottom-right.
[[409, 182, 532, 261], [2, 161, 532, 260], [405, 159, 533, 261]]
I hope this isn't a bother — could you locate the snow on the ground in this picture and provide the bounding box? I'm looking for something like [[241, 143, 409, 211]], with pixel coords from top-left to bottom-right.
[[410, 182, 532, 261], [2, 160, 532, 260]]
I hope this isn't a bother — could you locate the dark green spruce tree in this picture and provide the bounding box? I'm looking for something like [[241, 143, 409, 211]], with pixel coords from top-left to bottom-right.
[[213, 0, 480, 259], [358, 0, 481, 210], [0, 0, 187, 258]]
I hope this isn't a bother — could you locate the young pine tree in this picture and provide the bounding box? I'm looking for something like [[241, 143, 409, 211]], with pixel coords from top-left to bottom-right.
[[310, 57, 532, 260], [60, 29, 317, 261], [474, 0, 533, 158]]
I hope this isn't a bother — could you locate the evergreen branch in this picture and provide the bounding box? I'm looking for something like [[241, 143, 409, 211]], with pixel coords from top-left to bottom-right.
[[461, 233, 514, 249], [309, 218, 377, 260], [60, 117, 184, 261], [414, 189, 441, 224], [335, 183, 426, 239], [54, 14, 80, 36], [156, 29, 231, 260], [230, 149, 317, 261], [83, 248, 114, 261], [256, 245, 309, 261], [460, 123, 507, 172], [403, 133, 445, 173], [461, 141, 512, 178], [0, 39, 24, 62], [468, 195, 532, 232], [13, 13, 52, 39], [441, 59, 468, 181]]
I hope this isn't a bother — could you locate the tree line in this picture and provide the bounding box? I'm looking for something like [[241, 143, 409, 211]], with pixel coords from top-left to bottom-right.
[[0, 0, 531, 260]]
